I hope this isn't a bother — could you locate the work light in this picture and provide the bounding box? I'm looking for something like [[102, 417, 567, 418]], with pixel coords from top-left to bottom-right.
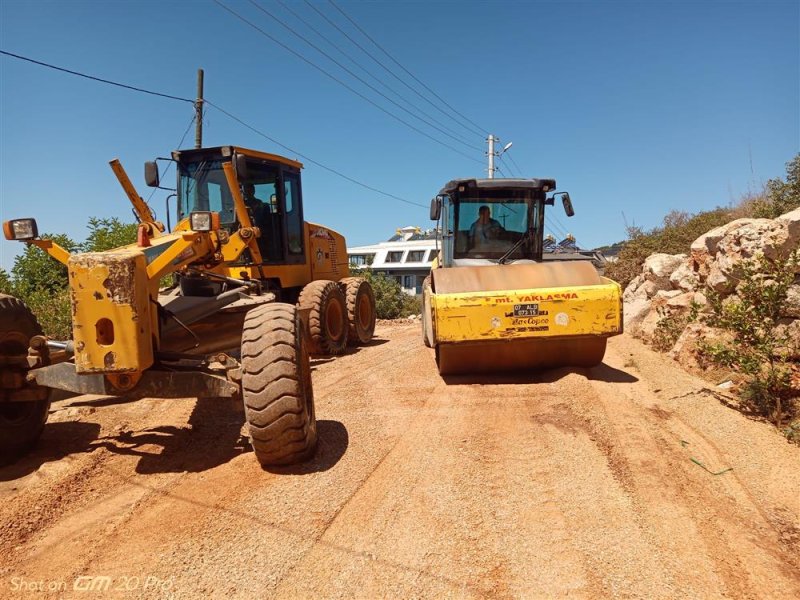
[[3, 218, 39, 241], [189, 211, 220, 232]]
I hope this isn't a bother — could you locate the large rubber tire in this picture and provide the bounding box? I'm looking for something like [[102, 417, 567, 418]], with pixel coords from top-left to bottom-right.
[[297, 280, 348, 356], [338, 277, 376, 345], [0, 294, 51, 461], [241, 303, 317, 467], [421, 276, 433, 348]]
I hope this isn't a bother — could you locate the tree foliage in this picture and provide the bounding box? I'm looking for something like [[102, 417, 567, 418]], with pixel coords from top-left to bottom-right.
[[750, 155, 800, 219]]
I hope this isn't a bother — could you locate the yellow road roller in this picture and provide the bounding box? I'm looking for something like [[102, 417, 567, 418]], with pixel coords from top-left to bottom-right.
[[422, 178, 623, 375]]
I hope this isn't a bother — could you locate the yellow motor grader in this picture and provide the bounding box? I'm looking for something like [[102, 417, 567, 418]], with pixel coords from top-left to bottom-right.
[[422, 178, 623, 375], [0, 145, 376, 467]]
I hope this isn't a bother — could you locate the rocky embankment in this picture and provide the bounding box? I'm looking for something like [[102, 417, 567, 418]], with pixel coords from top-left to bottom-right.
[[623, 208, 800, 375]]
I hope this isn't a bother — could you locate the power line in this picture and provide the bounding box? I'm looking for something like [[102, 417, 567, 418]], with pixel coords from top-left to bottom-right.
[[0, 50, 194, 104], [302, 0, 483, 142], [213, 0, 482, 164], [506, 153, 524, 178], [248, 0, 478, 150], [328, 0, 488, 138], [204, 99, 427, 209], [1, 46, 428, 211], [274, 0, 477, 146], [146, 113, 196, 203], [496, 153, 521, 179]]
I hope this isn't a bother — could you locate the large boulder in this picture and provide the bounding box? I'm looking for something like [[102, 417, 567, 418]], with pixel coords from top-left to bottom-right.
[[772, 207, 800, 271], [622, 274, 646, 303], [669, 260, 700, 292], [781, 284, 800, 319], [690, 219, 754, 277], [669, 322, 733, 373], [643, 253, 685, 288]]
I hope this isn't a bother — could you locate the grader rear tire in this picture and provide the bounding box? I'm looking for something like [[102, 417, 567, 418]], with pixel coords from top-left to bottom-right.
[[241, 303, 317, 467], [338, 277, 376, 345], [297, 280, 348, 356], [0, 294, 51, 462]]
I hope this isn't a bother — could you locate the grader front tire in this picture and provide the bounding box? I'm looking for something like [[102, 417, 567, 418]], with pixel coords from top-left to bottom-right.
[[0, 294, 51, 462], [338, 277, 376, 345], [298, 280, 348, 356], [241, 303, 317, 467]]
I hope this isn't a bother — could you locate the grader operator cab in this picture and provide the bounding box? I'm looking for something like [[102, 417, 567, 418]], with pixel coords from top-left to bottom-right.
[[0, 145, 376, 467], [422, 178, 623, 375]]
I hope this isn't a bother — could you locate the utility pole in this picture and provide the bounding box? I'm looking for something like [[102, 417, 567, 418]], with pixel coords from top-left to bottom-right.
[[195, 69, 204, 149], [487, 134, 496, 179], [486, 135, 513, 179]]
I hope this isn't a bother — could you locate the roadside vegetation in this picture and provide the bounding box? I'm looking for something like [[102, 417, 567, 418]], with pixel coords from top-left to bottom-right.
[[606, 154, 800, 289], [358, 268, 421, 319], [698, 251, 798, 437], [612, 154, 800, 442]]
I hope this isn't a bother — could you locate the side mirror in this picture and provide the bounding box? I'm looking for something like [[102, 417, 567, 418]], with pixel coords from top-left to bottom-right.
[[430, 196, 441, 221], [562, 193, 575, 217], [144, 161, 159, 188], [235, 154, 249, 180]]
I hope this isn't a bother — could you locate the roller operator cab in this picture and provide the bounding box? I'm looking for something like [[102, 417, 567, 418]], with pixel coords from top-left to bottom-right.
[[430, 178, 562, 267], [423, 178, 623, 376]]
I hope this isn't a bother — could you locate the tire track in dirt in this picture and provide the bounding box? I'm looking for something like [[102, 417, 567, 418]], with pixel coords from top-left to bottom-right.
[[1, 326, 798, 599], [568, 338, 800, 598]]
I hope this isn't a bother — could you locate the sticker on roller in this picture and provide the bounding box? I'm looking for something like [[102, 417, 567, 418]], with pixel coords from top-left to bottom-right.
[[555, 312, 569, 326], [491, 316, 502, 328]]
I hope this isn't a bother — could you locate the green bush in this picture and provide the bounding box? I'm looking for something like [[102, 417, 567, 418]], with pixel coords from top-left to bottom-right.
[[358, 269, 421, 319], [697, 251, 798, 429], [750, 155, 800, 219], [651, 302, 701, 353]]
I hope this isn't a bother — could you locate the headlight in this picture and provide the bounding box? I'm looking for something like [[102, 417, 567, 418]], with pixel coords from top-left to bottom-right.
[[3, 218, 39, 241], [189, 211, 220, 232]]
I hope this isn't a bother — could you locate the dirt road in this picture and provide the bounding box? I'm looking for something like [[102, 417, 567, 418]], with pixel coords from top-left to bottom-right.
[[1, 324, 798, 598]]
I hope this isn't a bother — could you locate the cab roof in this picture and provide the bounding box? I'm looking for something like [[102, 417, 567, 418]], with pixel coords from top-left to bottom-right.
[[439, 178, 557, 195], [171, 145, 303, 170]]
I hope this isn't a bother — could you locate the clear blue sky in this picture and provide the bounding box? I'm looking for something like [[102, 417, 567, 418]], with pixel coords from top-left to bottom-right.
[[1, 0, 798, 270]]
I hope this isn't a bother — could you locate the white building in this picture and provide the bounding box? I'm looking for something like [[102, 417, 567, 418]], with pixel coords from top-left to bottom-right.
[[347, 226, 437, 295]]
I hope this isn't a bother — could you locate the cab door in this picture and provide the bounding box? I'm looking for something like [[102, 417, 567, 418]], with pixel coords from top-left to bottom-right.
[[282, 169, 305, 265]]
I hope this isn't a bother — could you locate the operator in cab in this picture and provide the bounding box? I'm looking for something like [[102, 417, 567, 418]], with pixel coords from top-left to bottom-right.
[[469, 205, 504, 249]]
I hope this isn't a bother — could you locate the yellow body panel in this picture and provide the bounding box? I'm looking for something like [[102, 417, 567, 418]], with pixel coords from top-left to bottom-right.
[[432, 280, 622, 344], [307, 222, 350, 282], [68, 250, 154, 374]]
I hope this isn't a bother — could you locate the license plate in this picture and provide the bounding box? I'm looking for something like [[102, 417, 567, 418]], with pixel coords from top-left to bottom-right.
[[513, 303, 539, 317]]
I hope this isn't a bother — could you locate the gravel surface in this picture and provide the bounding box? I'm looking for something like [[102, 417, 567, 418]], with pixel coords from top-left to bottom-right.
[[1, 324, 798, 599]]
